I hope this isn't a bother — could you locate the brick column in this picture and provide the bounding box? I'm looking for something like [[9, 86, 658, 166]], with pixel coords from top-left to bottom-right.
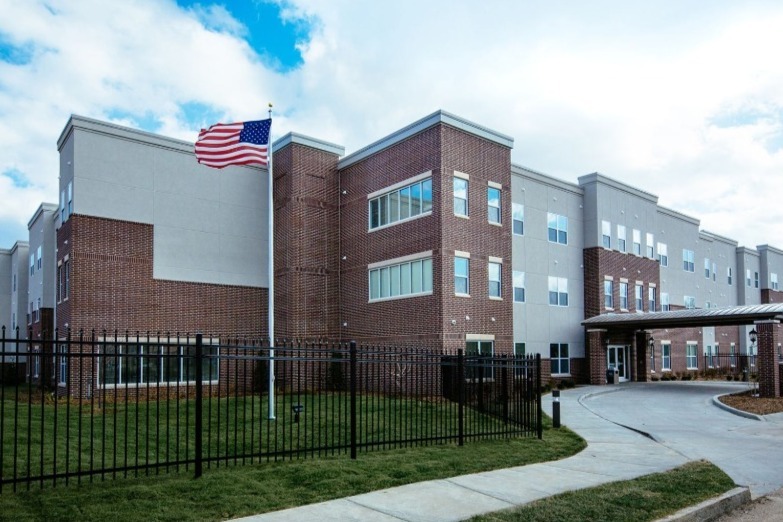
[[587, 329, 608, 385], [635, 331, 650, 382], [755, 320, 781, 398]]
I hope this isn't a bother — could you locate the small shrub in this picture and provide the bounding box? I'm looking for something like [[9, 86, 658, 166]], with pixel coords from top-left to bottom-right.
[[726, 375, 734, 381], [651, 375, 660, 382]]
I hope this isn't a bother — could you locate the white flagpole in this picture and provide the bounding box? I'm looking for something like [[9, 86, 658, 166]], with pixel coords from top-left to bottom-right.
[[267, 103, 276, 420]]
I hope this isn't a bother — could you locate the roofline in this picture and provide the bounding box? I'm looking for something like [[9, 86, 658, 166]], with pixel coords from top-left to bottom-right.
[[338, 110, 514, 170], [699, 230, 738, 247], [757, 244, 783, 257], [582, 304, 783, 330], [8, 241, 29, 255], [273, 132, 345, 156], [737, 246, 759, 257], [577, 172, 658, 204], [27, 202, 59, 230], [656, 205, 700, 226], [512, 164, 583, 196]]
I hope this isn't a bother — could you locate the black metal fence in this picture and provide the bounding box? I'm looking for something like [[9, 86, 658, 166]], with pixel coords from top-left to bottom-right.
[[0, 327, 541, 492], [701, 353, 756, 378]]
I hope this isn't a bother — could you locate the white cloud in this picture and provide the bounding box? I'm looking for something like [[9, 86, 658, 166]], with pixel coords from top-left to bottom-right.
[[0, 0, 782, 249]]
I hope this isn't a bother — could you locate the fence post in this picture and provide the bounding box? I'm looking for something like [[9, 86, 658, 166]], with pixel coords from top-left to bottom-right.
[[457, 349, 464, 446], [536, 353, 542, 439], [349, 340, 357, 460], [195, 333, 203, 479], [501, 357, 509, 424]]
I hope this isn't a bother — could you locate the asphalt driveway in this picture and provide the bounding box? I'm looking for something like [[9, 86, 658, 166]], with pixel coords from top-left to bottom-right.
[[580, 381, 783, 498]]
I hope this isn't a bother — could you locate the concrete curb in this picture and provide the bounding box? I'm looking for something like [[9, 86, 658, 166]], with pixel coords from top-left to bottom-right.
[[655, 486, 751, 521], [712, 394, 764, 421]]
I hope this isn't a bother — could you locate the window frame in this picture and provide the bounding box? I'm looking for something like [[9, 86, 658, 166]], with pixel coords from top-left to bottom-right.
[[513, 270, 525, 303], [683, 249, 695, 272], [646, 233, 654, 258], [604, 280, 613, 309], [601, 220, 611, 249], [635, 284, 643, 312], [487, 186, 501, 225], [512, 203, 524, 235], [547, 212, 568, 245], [662, 343, 671, 371], [453, 177, 468, 217], [454, 256, 470, 296], [548, 276, 569, 307], [686, 342, 698, 370], [657, 242, 668, 267], [550, 343, 570, 376], [369, 255, 434, 302], [619, 282, 628, 310], [632, 229, 641, 256], [617, 225, 627, 253], [488, 261, 502, 299], [369, 177, 433, 231]]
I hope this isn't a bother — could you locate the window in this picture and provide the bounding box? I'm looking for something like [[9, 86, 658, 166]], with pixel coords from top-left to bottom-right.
[[454, 257, 469, 295], [662, 343, 671, 370], [683, 249, 695, 272], [12, 312, 16, 331], [369, 177, 432, 229], [12, 273, 16, 292], [755, 271, 760, 288], [684, 295, 696, 309], [686, 343, 698, 369], [513, 271, 525, 302], [619, 282, 628, 309], [36, 298, 41, 323], [712, 263, 716, 282], [32, 348, 40, 379], [99, 342, 219, 386], [59, 344, 67, 385], [773, 273, 779, 291], [488, 262, 502, 298], [649, 287, 656, 312], [67, 181, 73, 215], [60, 189, 65, 222], [730, 343, 736, 367], [632, 229, 641, 256], [646, 233, 654, 258], [706, 345, 714, 368], [635, 284, 643, 312], [487, 187, 501, 224], [550, 343, 570, 375], [36, 245, 42, 270], [514, 342, 526, 377], [747, 269, 751, 287], [369, 257, 433, 300], [27, 302, 31, 325], [64, 259, 70, 298], [658, 242, 668, 267], [57, 264, 62, 302], [547, 213, 568, 245], [601, 220, 611, 249], [617, 225, 627, 253], [512, 203, 524, 235], [661, 292, 670, 312], [727, 267, 732, 285], [465, 340, 493, 380], [604, 280, 613, 308], [454, 177, 468, 217], [29, 253, 34, 276], [548, 277, 568, 306], [704, 258, 710, 279]]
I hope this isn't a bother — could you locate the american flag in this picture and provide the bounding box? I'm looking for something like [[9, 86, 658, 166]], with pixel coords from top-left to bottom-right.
[[195, 118, 272, 168]]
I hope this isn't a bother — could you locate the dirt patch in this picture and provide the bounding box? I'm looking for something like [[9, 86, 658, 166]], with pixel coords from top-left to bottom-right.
[[719, 390, 783, 415]]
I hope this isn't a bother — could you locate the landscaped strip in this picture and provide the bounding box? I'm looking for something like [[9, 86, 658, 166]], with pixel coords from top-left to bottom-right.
[[0, 417, 584, 522], [472, 460, 735, 522]]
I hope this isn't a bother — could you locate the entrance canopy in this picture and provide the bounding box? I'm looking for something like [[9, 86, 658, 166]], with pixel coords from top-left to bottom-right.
[[582, 303, 783, 330]]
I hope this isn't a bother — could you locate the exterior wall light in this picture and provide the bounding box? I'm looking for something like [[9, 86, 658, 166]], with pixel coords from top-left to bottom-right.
[[749, 328, 758, 345]]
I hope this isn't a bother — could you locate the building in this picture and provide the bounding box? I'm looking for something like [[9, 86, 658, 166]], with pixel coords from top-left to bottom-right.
[[2, 110, 783, 393]]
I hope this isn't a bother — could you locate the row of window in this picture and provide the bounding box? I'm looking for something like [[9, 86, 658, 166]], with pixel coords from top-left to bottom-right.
[[369, 178, 433, 229], [604, 280, 658, 311], [464, 341, 570, 377], [650, 342, 743, 372], [56, 259, 70, 303], [601, 221, 654, 258], [453, 256, 503, 299], [368, 258, 433, 300]]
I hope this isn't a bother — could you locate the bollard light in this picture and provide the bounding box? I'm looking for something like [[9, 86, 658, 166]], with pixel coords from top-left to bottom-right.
[[552, 389, 561, 428], [292, 404, 304, 423]]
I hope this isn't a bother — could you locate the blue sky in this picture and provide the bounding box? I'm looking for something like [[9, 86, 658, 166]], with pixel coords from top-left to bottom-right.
[[1, 0, 783, 250]]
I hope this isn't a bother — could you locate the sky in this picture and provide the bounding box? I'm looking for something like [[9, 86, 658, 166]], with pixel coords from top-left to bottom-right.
[[1, 0, 782, 250]]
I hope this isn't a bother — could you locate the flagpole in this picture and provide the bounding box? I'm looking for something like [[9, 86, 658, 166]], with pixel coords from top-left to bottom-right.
[[267, 103, 276, 420]]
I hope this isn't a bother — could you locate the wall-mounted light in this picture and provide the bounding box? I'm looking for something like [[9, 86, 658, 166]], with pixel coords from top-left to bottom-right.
[[342, 190, 347, 195], [342, 322, 348, 327], [749, 328, 758, 345], [648, 336, 655, 350], [451, 319, 457, 325], [341, 255, 347, 260], [465, 315, 470, 321], [491, 317, 496, 322]]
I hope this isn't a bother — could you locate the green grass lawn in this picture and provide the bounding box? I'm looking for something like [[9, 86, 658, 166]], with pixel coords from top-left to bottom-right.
[[0, 416, 585, 521], [472, 460, 735, 522]]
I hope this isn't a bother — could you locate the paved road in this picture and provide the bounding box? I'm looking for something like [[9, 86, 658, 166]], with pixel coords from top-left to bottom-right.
[[581, 381, 783, 498]]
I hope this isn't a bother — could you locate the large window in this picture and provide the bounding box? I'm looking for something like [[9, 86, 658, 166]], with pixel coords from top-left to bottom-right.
[[512, 203, 524, 235], [686, 343, 698, 370], [99, 343, 219, 386], [369, 177, 432, 229], [662, 343, 671, 370], [604, 280, 613, 308], [683, 249, 695, 272], [635, 284, 643, 312], [487, 187, 501, 224], [548, 277, 568, 306], [550, 343, 570, 375], [370, 257, 433, 300], [658, 242, 668, 267], [617, 225, 627, 253], [619, 282, 628, 309], [513, 271, 525, 302], [602, 220, 611, 249], [547, 213, 568, 245], [684, 295, 696, 309], [454, 177, 468, 217], [455, 257, 469, 295], [488, 262, 502, 298]]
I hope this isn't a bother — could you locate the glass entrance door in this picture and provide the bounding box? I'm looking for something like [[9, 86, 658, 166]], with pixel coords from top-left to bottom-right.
[[607, 345, 630, 382]]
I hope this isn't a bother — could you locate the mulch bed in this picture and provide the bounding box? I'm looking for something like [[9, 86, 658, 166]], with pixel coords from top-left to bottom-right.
[[718, 389, 783, 415]]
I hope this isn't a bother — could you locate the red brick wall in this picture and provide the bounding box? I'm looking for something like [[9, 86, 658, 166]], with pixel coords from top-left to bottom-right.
[[273, 143, 341, 341], [583, 247, 660, 319], [55, 215, 267, 338], [762, 289, 783, 304]]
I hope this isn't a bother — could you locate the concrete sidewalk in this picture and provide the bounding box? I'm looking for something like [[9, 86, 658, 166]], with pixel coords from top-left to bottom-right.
[[233, 387, 692, 522]]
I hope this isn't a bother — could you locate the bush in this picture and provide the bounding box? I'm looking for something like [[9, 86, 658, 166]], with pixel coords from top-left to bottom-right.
[[726, 374, 734, 381], [651, 375, 660, 382]]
